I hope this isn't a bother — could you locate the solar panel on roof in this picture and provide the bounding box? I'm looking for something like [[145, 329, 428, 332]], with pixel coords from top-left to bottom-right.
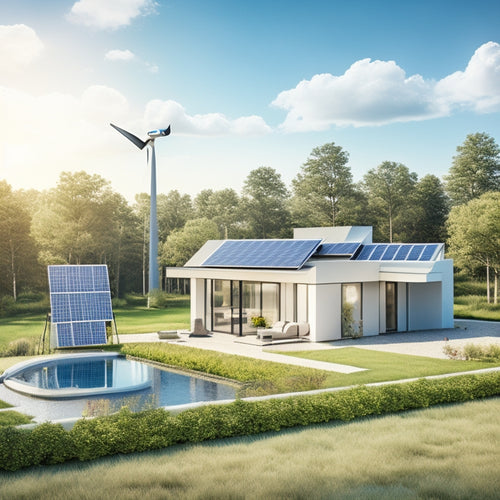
[[201, 239, 322, 269], [407, 245, 425, 261], [381, 245, 399, 260], [369, 244, 388, 260], [355, 243, 443, 262], [315, 242, 361, 257], [48, 265, 113, 348], [394, 245, 412, 260], [356, 244, 376, 260], [419, 244, 439, 261]]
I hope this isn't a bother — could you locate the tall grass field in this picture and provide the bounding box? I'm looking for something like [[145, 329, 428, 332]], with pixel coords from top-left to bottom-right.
[[1, 398, 498, 499]]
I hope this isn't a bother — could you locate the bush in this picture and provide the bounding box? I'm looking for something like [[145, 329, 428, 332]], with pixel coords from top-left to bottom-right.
[[0, 337, 39, 357], [443, 342, 500, 362], [251, 316, 267, 328], [1, 371, 500, 471]]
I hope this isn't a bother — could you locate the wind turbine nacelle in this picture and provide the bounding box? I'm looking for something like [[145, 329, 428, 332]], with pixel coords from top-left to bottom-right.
[[148, 126, 171, 138]]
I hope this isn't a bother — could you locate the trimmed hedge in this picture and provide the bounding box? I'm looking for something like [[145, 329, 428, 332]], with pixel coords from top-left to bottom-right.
[[1, 371, 499, 471], [120, 343, 328, 396]]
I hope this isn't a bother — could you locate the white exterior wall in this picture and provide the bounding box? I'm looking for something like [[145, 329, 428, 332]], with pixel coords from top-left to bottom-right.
[[397, 283, 408, 332], [408, 282, 442, 331], [296, 284, 309, 323], [282, 283, 295, 322], [362, 282, 379, 336], [190, 278, 205, 330], [309, 284, 342, 341]]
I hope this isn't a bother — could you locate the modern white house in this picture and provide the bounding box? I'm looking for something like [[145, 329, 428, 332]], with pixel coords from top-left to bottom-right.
[[166, 227, 454, 342]]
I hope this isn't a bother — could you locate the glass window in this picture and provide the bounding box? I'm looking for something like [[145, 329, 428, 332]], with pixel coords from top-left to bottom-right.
[[213, 280, 232, 334], [342, 283, 362, 338], [242, 282, 261, 333], [262, 283, 279, 326]]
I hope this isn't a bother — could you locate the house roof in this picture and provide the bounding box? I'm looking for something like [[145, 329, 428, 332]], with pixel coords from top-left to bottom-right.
[[185, 227, 444, 271]]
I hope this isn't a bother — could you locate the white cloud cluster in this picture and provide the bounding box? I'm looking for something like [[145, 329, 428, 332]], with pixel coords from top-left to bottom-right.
[[144, 99, 272, 136], [0, 24, 43, 72], [272, 42, 500, 130], [105, 48, 159, 73], [436, 41, 500, 113], [105, 49, 135, 61], [68, 0, 157, 30]]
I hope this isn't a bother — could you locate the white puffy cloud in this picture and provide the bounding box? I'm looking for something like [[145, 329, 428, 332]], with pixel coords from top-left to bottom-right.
[[436, 41, 500, 113], [272, 42, 500, 130], [68, 0, 157, 30], [105, 49, 135, 61], [0, 24, 43, 72], [144, 99, 271, 136]]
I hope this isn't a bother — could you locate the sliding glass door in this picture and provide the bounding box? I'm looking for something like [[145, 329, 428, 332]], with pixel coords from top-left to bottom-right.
[[209, 280, 280, 335]]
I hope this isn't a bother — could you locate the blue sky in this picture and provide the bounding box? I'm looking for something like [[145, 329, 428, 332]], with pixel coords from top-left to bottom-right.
[[1, 0, 499, 201]]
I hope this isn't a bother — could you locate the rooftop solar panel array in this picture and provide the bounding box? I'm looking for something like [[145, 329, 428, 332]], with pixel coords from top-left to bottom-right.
[[354, 243, 441, 262], [201, 239, 322, 269], [48, 265, 113, 347], [315, 242, 361, 257]]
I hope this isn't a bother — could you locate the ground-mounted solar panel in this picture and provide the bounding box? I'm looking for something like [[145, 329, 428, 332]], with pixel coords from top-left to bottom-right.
[[48, 265, 113, 348], [315, 242, 362, 257], [355, 243, 444, 262], [201, 239, 322, 269]]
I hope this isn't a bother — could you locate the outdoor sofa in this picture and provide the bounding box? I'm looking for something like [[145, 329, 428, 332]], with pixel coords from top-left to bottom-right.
[[256, 320, 310, 341]]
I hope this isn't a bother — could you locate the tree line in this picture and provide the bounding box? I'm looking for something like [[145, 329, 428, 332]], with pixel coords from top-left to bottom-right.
[[0, 132, 498, 301]]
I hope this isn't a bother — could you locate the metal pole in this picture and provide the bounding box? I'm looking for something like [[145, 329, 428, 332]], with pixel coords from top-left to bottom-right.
[[148, 141, 160, 297]]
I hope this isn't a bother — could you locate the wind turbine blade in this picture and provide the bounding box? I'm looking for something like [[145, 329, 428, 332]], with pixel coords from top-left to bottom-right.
[[110, 123, 148, 150], [162, 125, 171, 136]]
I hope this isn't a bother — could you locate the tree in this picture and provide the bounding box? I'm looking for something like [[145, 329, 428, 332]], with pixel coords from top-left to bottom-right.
[[241, 167, 291, 238], [31, 171, 142, 296], [445, 132, 500, 206], [157, 190, 193, 242], [362, 161, 418, 242], [0, 181, 40, 299], [447, 192, 500, 303], [402, 175, 449, 242], [194, 188, 241, 239], [291, 142, 354, 226], [161, 218, 219, 267]]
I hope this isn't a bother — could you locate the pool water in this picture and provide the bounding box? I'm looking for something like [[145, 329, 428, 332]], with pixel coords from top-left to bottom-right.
[[0, 353, 237, 423]]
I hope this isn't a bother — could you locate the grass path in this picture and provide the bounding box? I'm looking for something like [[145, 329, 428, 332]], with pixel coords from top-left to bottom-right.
[[1, 398, 499, 499]]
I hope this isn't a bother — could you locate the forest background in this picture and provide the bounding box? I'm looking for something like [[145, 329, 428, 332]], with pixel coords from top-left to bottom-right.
[[1, 131, 499, 305]]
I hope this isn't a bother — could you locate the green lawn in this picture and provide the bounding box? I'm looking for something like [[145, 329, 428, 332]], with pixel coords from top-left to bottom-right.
[[1, 398, 499, 499], [0, 410, 33, 427], [114, 305, 190, 334], [0, 314, 47, 346], [277, 347, 500, 388]]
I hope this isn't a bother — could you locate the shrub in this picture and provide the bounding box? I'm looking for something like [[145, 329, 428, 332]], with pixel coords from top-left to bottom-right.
[[0, 337, 39, 357], [251, 316, 267, 328], [443, 342, 500, 362], [1, 371, 500, 471], [148, 289, 170, 308]]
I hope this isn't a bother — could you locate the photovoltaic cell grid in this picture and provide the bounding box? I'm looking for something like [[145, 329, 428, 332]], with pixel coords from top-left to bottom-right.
[[201, 239, 322, 269], [355, 243, 441, 262], [315, 242, 361, 257], [48, 265, 113, 347]]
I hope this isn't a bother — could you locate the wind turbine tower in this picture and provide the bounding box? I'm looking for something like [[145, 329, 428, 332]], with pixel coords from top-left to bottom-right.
[[111, 123, 171, 298]]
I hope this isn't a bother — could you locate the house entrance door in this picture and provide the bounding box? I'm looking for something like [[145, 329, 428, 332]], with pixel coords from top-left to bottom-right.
[[386, 282, 397, 331]]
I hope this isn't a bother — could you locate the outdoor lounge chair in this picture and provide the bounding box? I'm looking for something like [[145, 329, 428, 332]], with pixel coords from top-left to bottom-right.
[[256, 321, 310, 340]]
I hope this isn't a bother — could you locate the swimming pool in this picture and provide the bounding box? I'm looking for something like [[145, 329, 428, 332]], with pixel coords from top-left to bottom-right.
[[0, 353, 237, 422]]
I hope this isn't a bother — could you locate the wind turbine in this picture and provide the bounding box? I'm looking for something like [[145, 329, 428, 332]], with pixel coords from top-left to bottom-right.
[[110, 123, 171, 298]]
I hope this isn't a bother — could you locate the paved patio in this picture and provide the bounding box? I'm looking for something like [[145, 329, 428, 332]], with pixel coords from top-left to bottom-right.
[[115, 319, 500, 373]]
